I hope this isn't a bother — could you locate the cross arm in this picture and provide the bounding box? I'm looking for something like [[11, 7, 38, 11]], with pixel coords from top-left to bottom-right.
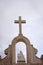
[[21, 20, 26, 23], [14, 20, 26, 23], [14, 20, 19, 23]]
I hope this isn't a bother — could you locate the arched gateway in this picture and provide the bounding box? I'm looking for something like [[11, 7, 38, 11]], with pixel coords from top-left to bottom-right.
[[12, 34, 30, 64]]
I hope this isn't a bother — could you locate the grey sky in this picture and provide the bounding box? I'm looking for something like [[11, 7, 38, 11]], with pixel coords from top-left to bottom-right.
[[0, 0, 43, 58]]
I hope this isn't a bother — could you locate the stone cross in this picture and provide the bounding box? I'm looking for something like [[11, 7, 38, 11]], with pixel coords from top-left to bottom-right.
[[14, 16, 26, 34]]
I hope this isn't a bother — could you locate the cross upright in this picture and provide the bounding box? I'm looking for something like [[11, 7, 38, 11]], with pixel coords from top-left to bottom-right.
[[14, 16, 26, 35]]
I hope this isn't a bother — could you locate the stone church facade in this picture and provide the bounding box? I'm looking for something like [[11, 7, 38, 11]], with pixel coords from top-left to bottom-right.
[[0, 16, 43, 65]]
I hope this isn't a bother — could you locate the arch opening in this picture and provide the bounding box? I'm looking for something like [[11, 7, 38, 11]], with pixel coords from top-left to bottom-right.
[[15, 42, 27, 63]]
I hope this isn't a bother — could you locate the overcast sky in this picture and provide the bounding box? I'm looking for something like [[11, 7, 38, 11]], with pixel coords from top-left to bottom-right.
[[0, 0, 43, 59]]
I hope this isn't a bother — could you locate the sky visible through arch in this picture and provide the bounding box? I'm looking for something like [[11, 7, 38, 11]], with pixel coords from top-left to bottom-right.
[[0, 0, 43, 58], [15, 42, 27, 63]]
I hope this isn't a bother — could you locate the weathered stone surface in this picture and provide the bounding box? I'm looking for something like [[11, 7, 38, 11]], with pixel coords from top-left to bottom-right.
[[0, 16, 43, 65]]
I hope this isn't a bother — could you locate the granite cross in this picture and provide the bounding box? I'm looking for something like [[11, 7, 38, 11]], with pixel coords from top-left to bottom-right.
[[14, 16, 26, 34]]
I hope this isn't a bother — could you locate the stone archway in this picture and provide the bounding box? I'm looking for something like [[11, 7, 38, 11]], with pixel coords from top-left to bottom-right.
[[0, 16, 41, 65], [12, 34, 30, 65]]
